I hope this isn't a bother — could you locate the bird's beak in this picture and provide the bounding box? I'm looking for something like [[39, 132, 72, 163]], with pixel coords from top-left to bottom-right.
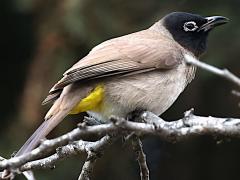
[[198, 16, 229, 32]]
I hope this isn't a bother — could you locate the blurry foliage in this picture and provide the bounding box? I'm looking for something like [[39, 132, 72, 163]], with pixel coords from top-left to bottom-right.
[[0, 0, 239, 179]]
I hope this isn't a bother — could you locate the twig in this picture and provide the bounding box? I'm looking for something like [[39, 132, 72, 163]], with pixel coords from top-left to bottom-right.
[[184, 54, 240, 87], [20, 140, 89, 171], [78, 135, 117, 180], [132, 136, 149, 180], [232, 90, 240, 107], [19, 135, 116, 180], [232, 90, 240, 97], [20, 135, 116, 172], [78, 154, 96, 180], [0, 121, 116, 173]]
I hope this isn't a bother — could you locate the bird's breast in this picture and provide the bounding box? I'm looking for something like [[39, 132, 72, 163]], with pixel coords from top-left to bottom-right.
[[88, 62, 195, 121]]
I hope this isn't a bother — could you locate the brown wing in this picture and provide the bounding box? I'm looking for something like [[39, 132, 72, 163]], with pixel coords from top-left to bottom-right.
[[43, 30, 183, 104]]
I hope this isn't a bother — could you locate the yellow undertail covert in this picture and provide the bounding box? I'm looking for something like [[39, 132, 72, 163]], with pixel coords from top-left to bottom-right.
[[69, 84, 105, 114]]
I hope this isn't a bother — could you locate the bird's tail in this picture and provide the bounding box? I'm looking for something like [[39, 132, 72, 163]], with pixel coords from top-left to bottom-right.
[[12, 84, 88, 179], [3, 105, 69, 180], [15, 107, 69, 180], [15, 109, 68, 156]]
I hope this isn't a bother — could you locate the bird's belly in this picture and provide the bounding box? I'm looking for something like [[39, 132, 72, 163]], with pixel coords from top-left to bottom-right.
[[88, 63, 193, 121]]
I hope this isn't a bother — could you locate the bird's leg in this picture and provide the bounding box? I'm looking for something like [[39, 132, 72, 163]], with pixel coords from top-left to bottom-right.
[[83, 116, 103, 126], [126, 109, 146, 122], [122, 109, 146, 143]]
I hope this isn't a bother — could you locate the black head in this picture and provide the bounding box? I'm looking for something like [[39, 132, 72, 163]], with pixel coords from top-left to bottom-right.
[[163, 12, 229, 57]]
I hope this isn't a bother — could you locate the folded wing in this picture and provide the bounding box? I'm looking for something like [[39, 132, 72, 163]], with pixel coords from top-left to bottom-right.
[[43, 30, 183, 104]]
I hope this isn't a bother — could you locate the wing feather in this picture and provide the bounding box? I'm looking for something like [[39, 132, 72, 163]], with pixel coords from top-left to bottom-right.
[[44, 30, 183, 104]]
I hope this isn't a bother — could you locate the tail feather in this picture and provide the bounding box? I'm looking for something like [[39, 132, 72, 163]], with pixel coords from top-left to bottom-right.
[[16, 85, 87, 156], [16, 120, 49, 156], [14, 84, 90, 179], [15, 110, 68, 156], [10, 110, 68, 180]]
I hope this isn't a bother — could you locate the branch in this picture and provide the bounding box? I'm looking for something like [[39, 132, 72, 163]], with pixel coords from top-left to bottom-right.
[[1, 110, 240, 176], [20, 139, 95, 171], [78, 135, 117, 180], [5, 135, 117, 180], [1, 52, 239, 179], [78, 154, 96, 180], [20, 135, 116, 180], [132, 136, 149, 180], [184, 54, 240, 88]]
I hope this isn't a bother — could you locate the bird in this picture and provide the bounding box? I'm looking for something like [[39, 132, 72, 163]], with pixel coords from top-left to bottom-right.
[[16, 12, 228, 156]]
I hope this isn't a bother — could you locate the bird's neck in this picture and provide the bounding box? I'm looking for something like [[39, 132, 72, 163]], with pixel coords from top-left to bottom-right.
[[149, 20, 206, 58], [149, 20, 175, 40]]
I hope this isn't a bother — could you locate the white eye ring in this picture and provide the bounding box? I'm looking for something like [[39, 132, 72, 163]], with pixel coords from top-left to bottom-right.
[[183, 21, 198, 32]]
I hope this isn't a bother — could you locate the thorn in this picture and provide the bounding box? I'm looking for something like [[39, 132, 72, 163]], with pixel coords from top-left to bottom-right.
[[124, 132, 136, 141], [40, 138, 47, 144], [50, 165, 56, 170], [78, 122, 87, 129], [182, 108, 194, 127], [56, 146, 63, 154], [184, 108, 194, 118], [11, 151, 17, 158]]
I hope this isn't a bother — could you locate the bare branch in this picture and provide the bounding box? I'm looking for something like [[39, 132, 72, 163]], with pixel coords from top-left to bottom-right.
[[78, 135, 117, 180], [18, 135, 117, 180], [132, 136, 149, 180], [20, 140, 88, 171], [78, 154, 96, 180], [184, 54, 240, 87], [0, 122, 117, 172], [1, 111, 240, 177]]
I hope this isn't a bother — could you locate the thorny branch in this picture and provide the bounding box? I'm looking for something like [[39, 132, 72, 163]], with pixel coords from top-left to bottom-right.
[[1, 110, 240, 179], [20, 135, 116, 172], [0, 134, 117, 180], [77, 135, 117, 180], [132, 136, 149, 180]]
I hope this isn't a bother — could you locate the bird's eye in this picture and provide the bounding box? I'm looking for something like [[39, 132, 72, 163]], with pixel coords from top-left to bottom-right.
[[183, 21, 198, 32]]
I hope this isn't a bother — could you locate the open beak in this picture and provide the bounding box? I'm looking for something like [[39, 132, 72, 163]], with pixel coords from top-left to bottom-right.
[[198, 16, 229, 32]]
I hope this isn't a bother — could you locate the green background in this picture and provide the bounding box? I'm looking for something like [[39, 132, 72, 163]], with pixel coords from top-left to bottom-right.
[[0, 0, 240, 179]]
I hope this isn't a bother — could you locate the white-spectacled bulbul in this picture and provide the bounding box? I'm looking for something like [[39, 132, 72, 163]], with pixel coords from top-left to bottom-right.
[[16, 12, 229, 157]]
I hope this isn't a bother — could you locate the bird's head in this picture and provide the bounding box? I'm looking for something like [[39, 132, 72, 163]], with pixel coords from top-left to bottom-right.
[[161, 12, 229, 57]]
